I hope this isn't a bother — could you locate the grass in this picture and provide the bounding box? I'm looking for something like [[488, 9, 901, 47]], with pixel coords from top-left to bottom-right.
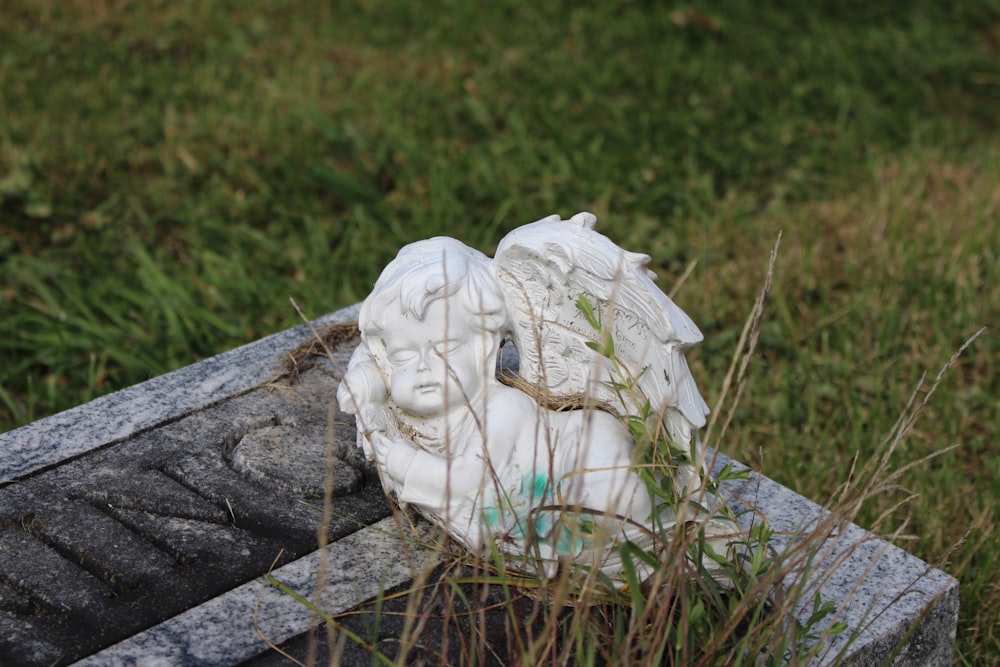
[[1, 0, 998, 662]]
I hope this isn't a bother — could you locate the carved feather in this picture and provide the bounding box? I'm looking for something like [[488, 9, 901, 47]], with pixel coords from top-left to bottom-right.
[[492, 212, 710, 451]]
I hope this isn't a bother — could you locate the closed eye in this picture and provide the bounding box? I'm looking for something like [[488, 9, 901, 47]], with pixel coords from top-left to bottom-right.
[[432, 340, 464, 356], [388, 349, 419, 364]]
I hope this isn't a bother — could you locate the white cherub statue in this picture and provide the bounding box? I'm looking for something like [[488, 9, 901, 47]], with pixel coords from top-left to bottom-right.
[[337, 212, 737, 584]]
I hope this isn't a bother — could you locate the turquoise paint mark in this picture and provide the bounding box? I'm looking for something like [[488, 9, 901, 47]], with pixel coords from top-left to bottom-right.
[[556, 523, 578, 554], [482, 471, 600, 558], [519, 472, 549, 501]]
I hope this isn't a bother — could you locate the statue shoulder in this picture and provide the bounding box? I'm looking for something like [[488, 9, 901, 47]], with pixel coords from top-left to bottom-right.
[[483, 383, 541, 421]]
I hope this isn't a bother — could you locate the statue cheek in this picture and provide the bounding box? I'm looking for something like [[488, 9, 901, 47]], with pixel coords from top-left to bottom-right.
[[390, 365, 415, 394], [427, 357, 450, 381]]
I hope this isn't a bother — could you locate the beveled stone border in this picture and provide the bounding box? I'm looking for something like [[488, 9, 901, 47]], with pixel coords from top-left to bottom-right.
[[0, 304, 360, 487], [70, 517, 438, 667]]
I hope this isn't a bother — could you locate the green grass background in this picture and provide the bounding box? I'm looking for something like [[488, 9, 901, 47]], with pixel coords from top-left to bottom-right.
[[1, 1, 998, 662]]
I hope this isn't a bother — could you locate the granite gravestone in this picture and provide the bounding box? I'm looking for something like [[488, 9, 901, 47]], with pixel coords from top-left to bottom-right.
[[0, 305, 958, 665]]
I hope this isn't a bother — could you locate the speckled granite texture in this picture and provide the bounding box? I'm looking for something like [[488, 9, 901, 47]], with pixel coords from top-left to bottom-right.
[[712, 456, 958, 666]]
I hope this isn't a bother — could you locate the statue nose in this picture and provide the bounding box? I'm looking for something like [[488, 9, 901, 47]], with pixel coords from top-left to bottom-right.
[[417, 350, 432, 372]]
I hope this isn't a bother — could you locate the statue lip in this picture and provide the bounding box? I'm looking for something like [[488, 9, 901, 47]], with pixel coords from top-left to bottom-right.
[[415, 382, 441, 393]]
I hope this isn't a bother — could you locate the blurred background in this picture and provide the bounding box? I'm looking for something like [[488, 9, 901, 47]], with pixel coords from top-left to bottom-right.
[[1, 1, 998, 661]]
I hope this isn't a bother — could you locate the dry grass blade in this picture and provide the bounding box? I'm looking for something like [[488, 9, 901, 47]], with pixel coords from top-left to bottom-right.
[[704, 231, 781, 450]]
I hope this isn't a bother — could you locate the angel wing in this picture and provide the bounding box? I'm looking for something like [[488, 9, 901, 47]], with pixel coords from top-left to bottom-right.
[[492, 212, 710, 456]]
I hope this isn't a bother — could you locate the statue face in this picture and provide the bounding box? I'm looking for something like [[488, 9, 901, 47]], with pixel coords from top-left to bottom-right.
[[381, 298, 487, 417]]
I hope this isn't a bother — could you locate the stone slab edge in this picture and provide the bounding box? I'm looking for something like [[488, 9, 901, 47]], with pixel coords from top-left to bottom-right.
[[68, 458, 958, 667], [70, 517, 439, 667], [712, 454, 959, 666], [0, 304, 360, 486]]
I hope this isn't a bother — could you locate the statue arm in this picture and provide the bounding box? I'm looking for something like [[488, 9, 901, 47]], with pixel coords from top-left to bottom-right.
[[337, 354, 391, 461], [557, 413, 653, 527], [371, 433, 488, 513]]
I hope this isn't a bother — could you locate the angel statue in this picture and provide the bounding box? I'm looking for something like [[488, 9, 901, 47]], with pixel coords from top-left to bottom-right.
[[337, 212, 740, 586]]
